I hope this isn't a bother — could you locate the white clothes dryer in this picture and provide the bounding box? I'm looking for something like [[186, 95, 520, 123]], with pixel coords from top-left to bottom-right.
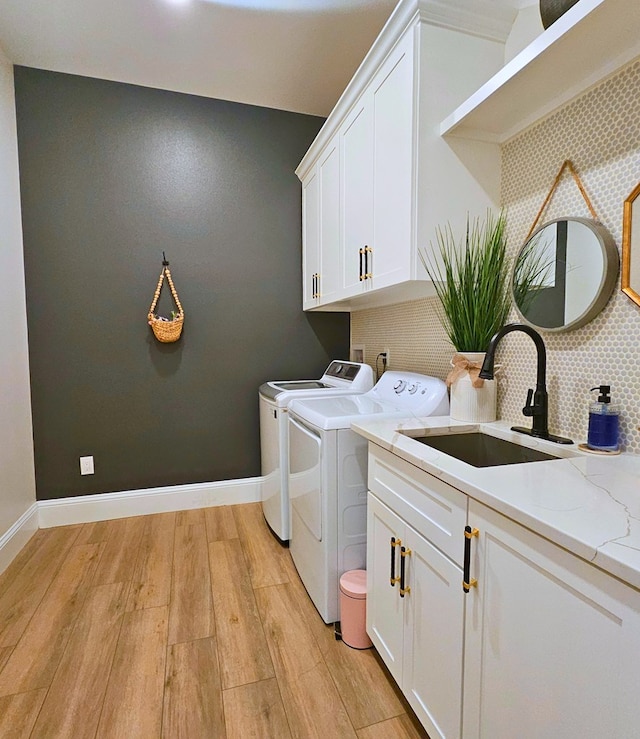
[[287, 371, 449, 624], [259, 360, 374, 542]]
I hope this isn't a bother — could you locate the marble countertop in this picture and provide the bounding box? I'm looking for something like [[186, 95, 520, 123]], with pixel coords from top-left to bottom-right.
[[352, 416, 640, 591]]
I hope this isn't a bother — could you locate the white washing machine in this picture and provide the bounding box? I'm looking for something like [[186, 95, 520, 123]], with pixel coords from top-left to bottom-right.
[[287, 371, 449, 624], [259, 360, 374, 542]]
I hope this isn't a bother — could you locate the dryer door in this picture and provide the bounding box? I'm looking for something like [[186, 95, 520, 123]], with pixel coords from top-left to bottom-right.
[[288, 415, 322, 541]]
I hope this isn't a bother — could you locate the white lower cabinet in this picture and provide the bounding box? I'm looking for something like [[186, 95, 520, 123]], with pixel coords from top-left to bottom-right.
[[366, 444, 640, 739], [402, 525, 464, 739], [367, 495, 404, 680], [367, 445, 467, 739], [463, 499, 640, 739]]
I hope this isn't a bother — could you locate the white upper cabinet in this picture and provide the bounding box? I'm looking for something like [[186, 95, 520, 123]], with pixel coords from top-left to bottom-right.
[[296, 0, 507, 311], [300, 135, 341, 310], [341, 95, 373, 295], [341, 30, 413, 296], [301, 169, 319, 310], [317, 140, 341, 305], [369, 30, 414, 292]]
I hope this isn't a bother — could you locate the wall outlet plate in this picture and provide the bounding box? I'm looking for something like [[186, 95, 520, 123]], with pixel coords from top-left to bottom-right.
[[351, 344, 365, 363], [80, 455, 94, 475]]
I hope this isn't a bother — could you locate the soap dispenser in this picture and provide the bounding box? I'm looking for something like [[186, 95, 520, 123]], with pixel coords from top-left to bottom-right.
[[587, 385, 620, 452]]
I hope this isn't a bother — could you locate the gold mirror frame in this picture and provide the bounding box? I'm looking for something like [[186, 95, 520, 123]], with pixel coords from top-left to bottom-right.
[[622, 181, 640, 307]]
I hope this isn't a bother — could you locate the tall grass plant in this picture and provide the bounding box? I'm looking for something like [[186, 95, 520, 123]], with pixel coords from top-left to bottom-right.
[[420, 211, 511, 352]]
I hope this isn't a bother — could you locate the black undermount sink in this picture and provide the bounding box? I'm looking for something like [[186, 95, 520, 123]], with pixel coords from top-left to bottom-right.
[[410, 432, 561, 468]]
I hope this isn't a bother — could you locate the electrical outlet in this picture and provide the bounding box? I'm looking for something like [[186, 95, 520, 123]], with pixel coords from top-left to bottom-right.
[[80, 455, 94, 475], [383, 348, 390, 368]]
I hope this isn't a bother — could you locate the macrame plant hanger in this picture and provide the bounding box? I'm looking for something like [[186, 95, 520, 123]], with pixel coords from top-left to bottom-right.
[[147, 253, 184, 343], [525, 159, 600, 241]]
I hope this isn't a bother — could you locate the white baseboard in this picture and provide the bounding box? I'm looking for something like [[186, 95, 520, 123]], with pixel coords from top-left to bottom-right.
[[0, 503, 39, 575], [38, 477, 263, 528]]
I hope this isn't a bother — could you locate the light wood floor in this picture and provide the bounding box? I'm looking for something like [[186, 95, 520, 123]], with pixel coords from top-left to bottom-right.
[[0, 503, 428, 738]]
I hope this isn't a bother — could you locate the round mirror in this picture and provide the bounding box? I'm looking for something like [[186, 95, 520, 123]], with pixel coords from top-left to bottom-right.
[[512, 217, 619, 332]]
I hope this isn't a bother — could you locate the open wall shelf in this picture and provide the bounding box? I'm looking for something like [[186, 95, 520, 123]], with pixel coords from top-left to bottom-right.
[[440, 0, 640, 143]]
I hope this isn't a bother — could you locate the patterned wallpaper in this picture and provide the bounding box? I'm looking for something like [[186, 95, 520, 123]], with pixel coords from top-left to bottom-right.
[[351, 58, 640, 453]]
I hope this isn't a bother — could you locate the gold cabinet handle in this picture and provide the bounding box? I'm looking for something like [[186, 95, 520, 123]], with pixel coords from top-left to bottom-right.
[[463, 526, 479, 592], [364, 245, 373, 279], [400, 546, 411, 597], [311, 273, 320, 298], [390, 537, 401, 586]]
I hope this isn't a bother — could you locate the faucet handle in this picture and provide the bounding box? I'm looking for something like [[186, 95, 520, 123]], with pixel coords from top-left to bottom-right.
[[522, 388, 534, 417]]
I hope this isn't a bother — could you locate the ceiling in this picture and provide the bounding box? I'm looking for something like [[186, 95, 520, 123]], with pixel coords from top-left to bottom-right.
[[0, 0, 531, 117]]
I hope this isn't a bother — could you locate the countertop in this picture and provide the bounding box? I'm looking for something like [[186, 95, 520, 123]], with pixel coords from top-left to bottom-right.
[[351, 416, 640, 591]]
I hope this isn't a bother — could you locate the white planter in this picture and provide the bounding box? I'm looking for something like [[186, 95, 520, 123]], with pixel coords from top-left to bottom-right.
[[448, 352, 498, 423]]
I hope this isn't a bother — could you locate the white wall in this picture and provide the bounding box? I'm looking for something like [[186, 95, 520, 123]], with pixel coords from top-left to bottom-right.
[[504, 4, 544, 63], [0, 45, 37, 558]]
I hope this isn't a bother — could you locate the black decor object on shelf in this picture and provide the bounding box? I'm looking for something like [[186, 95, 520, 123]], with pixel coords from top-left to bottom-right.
[[540, 0, 580, 29]]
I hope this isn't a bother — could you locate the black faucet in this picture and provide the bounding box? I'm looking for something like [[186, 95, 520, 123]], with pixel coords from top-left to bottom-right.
[[479, 323, 573, 445]]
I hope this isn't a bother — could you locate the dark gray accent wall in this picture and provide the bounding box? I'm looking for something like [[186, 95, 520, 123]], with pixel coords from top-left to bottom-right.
[[14, 67, 349, 500]]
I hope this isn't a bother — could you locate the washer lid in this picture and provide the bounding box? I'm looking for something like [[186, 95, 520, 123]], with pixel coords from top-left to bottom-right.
[[275, 380, 327, 391], [258, 362, 374, 406], [258, 380, 325, 402], [260, 383, 375, 408]]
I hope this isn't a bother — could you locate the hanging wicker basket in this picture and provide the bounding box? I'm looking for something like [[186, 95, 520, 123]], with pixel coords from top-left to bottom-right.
[[148, 261, 184, 343]]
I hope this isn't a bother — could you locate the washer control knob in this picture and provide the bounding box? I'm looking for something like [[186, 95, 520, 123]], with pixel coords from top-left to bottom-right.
[[407, 383, 418, 394], [394, 380, 406, 393]]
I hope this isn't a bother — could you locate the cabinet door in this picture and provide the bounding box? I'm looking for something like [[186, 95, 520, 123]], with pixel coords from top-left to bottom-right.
[[341, 96, 373, 295], [464, 500, 640, 739], [403, 525, 465, 739], [370, 30, 414, 289], [317, 139, 341, 304], [366, 493, 405, 684], [301, 168, 319, 310]]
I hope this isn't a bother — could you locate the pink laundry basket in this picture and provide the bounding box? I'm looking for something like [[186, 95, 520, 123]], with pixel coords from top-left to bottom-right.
[[339, 569, 373, 650]]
